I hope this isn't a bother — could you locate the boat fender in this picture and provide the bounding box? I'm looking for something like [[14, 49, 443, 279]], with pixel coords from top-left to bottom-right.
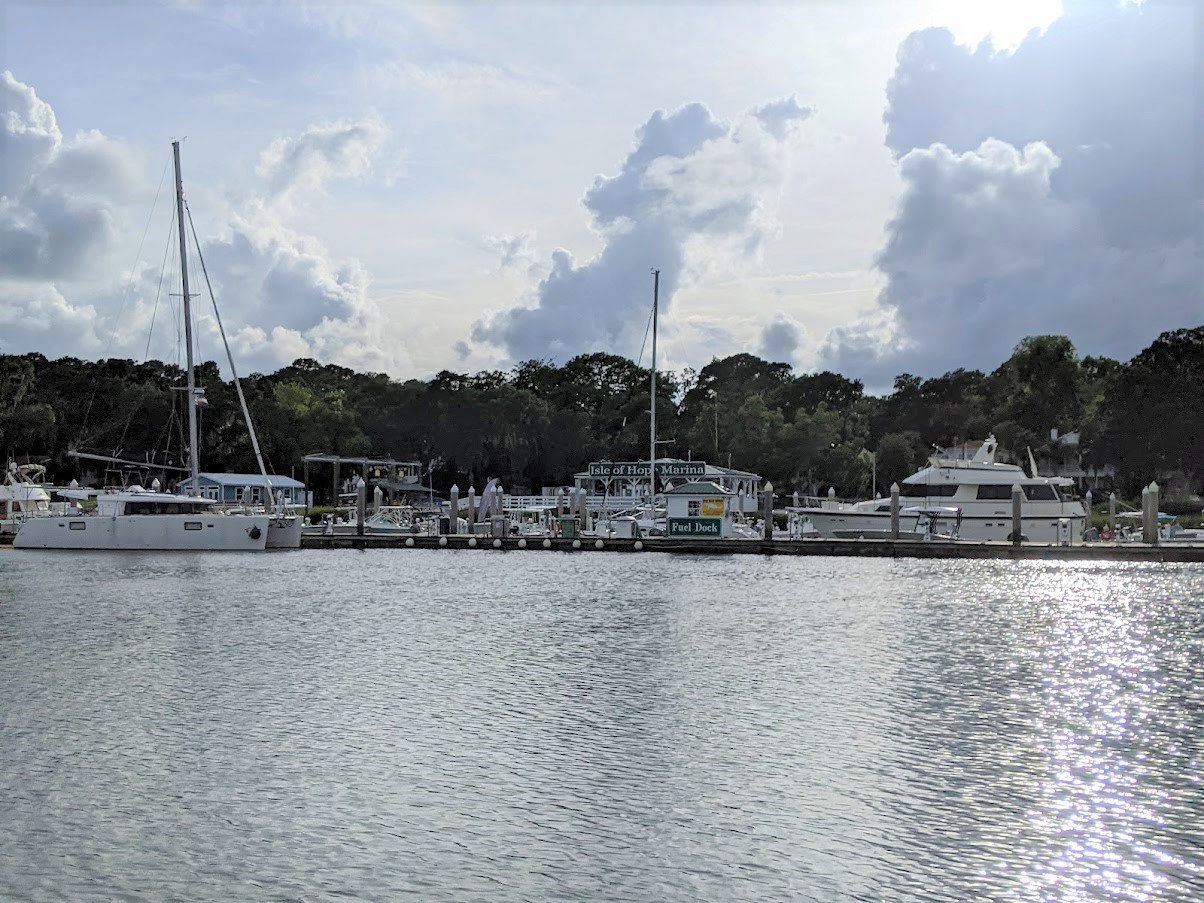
[[248, 526, 262, 540], [1101, 527, 1113, 541]]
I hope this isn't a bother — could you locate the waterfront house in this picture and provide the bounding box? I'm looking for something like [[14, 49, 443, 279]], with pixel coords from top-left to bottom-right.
[[176, 472, 307, 506]]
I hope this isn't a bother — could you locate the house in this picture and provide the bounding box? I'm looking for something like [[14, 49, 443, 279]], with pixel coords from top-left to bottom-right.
[[176, 472, 307, 506], [663, 481, 734, 538]]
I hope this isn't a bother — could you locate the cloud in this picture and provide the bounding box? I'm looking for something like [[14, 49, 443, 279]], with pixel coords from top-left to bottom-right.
[[471, 98, 812, 364], [0, 72, 402, 376], [484, 231, 536, 272], [759, 312, 804, 363], [823, 1, 1203, 381], [256, 115, 386, 207], [753, 95, 813, 141], [0, 71, 139, 281]]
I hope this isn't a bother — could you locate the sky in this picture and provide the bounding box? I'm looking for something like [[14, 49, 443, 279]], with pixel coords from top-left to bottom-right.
[[0, 0, 1199, 388]]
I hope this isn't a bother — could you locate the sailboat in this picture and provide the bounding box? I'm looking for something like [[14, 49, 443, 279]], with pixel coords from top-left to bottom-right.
[[15, 142, 276, 551]]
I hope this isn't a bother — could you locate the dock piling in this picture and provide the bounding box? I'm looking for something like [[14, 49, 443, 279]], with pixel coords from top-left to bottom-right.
[[449, 484, 459, 534], [762, 481, 773, 540], [355, 477, 366, 536], [890, 483, 900, 540], [1011, 483, 1023, 545], [1108, 492, 1116, 533]]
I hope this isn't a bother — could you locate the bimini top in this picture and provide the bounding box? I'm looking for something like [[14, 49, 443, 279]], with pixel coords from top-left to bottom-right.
[[663, 481, 733, 496]]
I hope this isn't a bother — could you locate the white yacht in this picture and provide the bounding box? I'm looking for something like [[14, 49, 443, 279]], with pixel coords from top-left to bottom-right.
[[795, 436, 1087, 543], [14, 486, 269, 550], [1, 463, 52, 538]]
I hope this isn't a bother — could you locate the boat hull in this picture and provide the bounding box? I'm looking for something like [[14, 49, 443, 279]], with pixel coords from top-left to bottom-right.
[[13, 514, 270, 551], [799, 509, 1083, 543], [265, 515, 303, 549]]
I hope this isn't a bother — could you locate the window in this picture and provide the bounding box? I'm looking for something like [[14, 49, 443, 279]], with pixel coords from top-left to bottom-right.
[[1023, 484, 1057, 501], [687, 500, 701, 517], [976, 485, 1015, 500], [184, 522, 202, 531], [69, 521, 86, 530], [901, 483, 958, 497]]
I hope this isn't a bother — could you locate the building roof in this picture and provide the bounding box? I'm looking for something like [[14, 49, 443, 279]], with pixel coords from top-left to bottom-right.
[[180, 472, 306, 489], [663, 481, 732, 496]]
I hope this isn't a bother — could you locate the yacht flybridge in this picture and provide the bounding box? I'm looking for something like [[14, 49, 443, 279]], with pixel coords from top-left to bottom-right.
[[794, 435, 1087, 543], [14, 141, 294, 551]]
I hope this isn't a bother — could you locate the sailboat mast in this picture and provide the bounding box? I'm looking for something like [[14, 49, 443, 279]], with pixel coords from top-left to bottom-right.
[[173, 140, 200, 483], [649, 269, 659, 503]]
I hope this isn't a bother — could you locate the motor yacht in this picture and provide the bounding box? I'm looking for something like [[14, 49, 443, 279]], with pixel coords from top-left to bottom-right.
[[1, 463, 52, 539], [794, 436, 1086, 543]]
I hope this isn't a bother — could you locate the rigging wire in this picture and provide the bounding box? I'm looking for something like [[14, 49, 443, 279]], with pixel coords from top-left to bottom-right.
[[143, 203, 178, 361], [635, 296, 655, 369], [78, 152, 171, 445]]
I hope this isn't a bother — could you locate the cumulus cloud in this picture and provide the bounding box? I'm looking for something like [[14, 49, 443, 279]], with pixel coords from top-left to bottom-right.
[[0, 71, 139, 282], [471, 98, 812, 364], [823, 1, 1203, 380], [256, 114, 386, 207], [759, 311, 804, 364], [484, 231, 536, 272], [0, 70, 401, 375]]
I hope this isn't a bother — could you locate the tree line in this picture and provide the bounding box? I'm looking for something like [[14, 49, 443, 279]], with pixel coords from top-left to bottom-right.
[[1, 327, 1200, 503]]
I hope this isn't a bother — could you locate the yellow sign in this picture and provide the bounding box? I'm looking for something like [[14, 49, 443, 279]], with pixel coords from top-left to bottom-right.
[[701, 498, 726, 517]]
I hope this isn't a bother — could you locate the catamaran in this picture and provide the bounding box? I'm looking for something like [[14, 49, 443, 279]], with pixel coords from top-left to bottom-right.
[[15, 141, 293, 551], [792, 435, 1087, 543]]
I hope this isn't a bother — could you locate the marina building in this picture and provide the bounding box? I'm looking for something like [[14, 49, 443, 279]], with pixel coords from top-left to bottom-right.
[[663, 481, 735, 538], [176, 472, 308, 506], [572, 458, 762, 512]]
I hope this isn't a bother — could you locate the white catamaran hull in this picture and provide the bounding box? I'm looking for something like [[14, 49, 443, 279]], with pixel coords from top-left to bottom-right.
[[265, 515, 304, 549], [14, 514, 270, 551], [800, 509, 1082, 543]]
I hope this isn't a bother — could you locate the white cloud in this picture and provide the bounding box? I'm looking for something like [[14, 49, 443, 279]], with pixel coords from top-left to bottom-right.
[[256, 115, 386, 207], [824, 1, 1203, 380], [471, 98, 813, 364]]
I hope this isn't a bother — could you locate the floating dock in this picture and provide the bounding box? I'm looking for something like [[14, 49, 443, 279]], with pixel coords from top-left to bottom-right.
[[300, 533, 1204, 562]]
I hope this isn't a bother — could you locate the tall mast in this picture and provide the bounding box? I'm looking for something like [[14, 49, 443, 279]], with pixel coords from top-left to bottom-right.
[[173, 140, 200, 483], [649, 269, 659, 503]]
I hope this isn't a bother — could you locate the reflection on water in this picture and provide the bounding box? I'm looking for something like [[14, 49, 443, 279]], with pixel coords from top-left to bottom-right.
[[0, 551, 1200, 900]]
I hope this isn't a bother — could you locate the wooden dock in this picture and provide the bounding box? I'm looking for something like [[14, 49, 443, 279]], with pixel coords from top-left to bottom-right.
[[299, 533, 1204, 563]]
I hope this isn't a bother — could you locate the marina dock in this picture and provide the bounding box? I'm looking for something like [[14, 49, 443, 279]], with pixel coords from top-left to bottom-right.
[[299, 533, 1204, 563]]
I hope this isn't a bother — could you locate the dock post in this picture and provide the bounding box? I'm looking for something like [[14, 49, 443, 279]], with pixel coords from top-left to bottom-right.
[[467, 486, 476, 533], [890, 482, 900, 540], [373, 485, 383, 513], [1011, 483, 1023, 545], [1084, 489, 1093, 518], [1141, 485, 1152, 543], [1150, 481, 1160, 546], [449, 484, 459, 534], [1108, 492, 1116, 533], [355, 477, 366, 537], [332, 459, 340, 507], [557, 488, 565, 518], [762, 481, 773, 540]]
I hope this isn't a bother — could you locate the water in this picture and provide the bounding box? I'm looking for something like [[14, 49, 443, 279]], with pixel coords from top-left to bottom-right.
[[1, 550, 1201, 902]]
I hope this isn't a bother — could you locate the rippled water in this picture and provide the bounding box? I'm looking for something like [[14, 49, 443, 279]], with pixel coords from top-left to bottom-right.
[[1, 550, 1201, 901]]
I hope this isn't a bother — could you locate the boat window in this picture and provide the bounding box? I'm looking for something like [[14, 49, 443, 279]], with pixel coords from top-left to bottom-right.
[[125, 501, 210, 515], [184, 522, 203, 531], [975, 485, 1015, 500], [1023, 484, 1058, 501], [876, 504, 891, 512], [901, 483, 958, 497], [69, 522, 86, 530]]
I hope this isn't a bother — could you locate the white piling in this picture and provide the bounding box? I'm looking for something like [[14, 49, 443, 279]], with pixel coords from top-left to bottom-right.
[[355, 476, 366, 537], [449, 484, 460, 535], [762, 481, 773, 540], [1011, 483, 1023, 545]]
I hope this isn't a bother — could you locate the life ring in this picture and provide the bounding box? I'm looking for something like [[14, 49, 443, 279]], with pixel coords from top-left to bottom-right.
[[248, 526, 262, 540]]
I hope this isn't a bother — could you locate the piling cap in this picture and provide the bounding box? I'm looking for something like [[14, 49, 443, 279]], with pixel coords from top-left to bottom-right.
[[451, 483, 459, 492], [354, 476, 365, 488], [763, 481, 773, 492], [1012, 482, 1023, 495], [890, 482, 899, 493]]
